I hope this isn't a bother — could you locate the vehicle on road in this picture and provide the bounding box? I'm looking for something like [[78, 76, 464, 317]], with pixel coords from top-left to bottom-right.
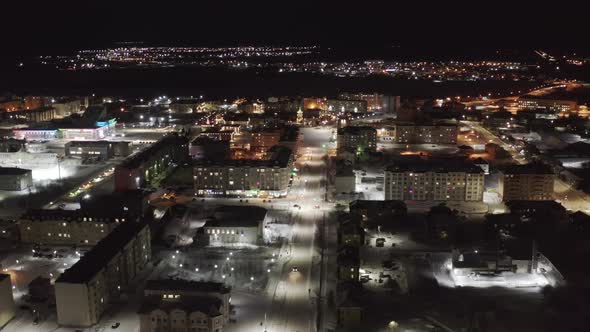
[[291, 266, 299, 273], [376, 238, 386, 247]]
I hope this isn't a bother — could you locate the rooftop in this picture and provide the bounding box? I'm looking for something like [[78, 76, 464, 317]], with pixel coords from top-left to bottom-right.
[[0, 167, 31, 176], [337, 126, 376, 135], [194, 145, 292, 168], [385, 158, 483, 174], [56, 220, 148, 284], [145, 279, 230, 294], [138, 295, 222, 316], [349, 200, 407, 211], [205, 205, 267, 228], [503, 162, 553, 175], [119, 133, 188, 169], [20, 208, 133, 223]]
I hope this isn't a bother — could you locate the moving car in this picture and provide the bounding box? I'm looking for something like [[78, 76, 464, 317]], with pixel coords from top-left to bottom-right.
[[291, 266, 299, 273]]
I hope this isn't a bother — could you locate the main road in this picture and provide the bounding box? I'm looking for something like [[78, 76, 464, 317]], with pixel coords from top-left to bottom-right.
[[264, 127, 333, 332]]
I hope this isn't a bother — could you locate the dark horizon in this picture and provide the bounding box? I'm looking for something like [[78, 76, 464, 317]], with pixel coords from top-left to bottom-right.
[[4, 1, 590, 59]]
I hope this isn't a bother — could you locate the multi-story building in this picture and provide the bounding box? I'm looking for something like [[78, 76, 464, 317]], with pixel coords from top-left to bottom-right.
[[500, 163, 554, 201], [327, 99, 367, 113], [0, 274, 16, 328], [202, 206, 267, 245], [55, 221, 151, 327], [18, 209, 134, 245], [52, 98, 82, 118], [303, 97, 328, 111], [114, 134, 189, 192], [0, 167, 32, 191], [393, 120, 458, 144], [339, 93, 400, 113], [145, 279, 231, 324], [65, 141, 130, 160], [384, 160, 485, 201], [250, 129, 281, 154], [199, 128, 234, 142], [11, 107, 57, 123], [194, 146, 293, 198], [337, 246, 360, 282], [169, 99, 200, 114], [518, 97, 578, 113], [337, 126, 377, 153], [334, 165, 355, 194]]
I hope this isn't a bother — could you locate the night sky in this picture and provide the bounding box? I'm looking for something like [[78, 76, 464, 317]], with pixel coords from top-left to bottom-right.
[[3, 1, 589, 58]]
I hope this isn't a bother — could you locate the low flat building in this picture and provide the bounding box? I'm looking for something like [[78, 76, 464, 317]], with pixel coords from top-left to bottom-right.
[[143, 279, 231, 324], [0, 274, 16, 328], [18, 209, 134, 245], [65, 141, 130, 160], [0, 167, 32, 191], [500, 163, 554, 201], [202, 206, 267, 245], [55, 221, 151, 327], [384, 159, 485, 201]]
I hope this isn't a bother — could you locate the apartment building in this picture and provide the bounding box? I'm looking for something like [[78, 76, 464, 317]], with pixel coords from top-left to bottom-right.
[[55, 221, 151, 327], [337, 126, 377, 153], [501, 163, 554, 201], [517, 97, 577, 113], [193, 146, 293, 198], [0, 274, 15, 328], [114, 134, 189, 192], [18, 209, 133, 245], [384, 160, 485, 201], [393, 120, 458, 144]]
